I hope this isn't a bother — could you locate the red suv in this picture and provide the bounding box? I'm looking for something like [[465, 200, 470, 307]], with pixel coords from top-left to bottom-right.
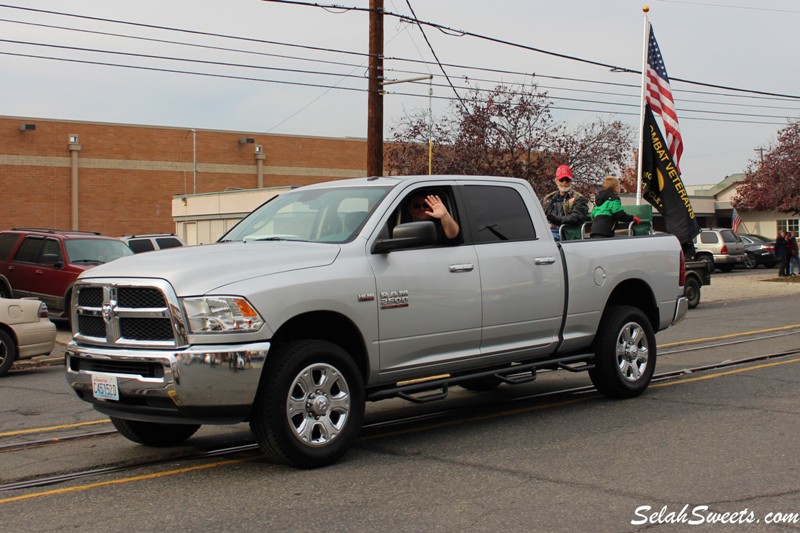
[[0, 229, 133, 319]]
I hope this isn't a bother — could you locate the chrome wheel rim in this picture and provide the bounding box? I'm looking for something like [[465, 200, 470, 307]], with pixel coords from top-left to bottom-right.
[[615, 321, 649, 382], [286, 363, 351, 447]]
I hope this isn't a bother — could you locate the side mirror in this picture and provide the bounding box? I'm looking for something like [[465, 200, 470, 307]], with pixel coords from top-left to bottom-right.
[[372, 221, 437, 253]]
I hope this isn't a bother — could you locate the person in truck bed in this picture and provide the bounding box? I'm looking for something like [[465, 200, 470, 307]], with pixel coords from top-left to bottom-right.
[[590, 176, 641, 238], [542, 164, 589, 241]]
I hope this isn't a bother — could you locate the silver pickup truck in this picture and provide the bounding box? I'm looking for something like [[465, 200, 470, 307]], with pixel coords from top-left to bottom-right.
[[65, 175, 688, 468]]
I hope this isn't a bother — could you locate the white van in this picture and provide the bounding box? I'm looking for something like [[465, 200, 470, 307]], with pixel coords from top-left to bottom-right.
[[120, 234, 185, 254]]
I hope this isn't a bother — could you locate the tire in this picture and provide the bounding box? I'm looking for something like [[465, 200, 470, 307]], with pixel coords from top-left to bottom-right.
[[460, 375, 502, 392], [589, 305, 656, 399], [0, 329, 18, 377], [110, 417, 200, 447], [249, 340, 365, 469], [697, 254, 714, 272], [0, 284, 11, 299], [684, 277, 701, 309], [744, 254, 757, 270]]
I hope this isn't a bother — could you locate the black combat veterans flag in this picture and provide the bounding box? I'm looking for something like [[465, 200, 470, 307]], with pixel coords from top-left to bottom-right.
[[641, 104, 699, 244]]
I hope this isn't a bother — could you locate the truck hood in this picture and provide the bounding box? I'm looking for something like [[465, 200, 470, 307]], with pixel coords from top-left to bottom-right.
[[78, 241, 341, 295]]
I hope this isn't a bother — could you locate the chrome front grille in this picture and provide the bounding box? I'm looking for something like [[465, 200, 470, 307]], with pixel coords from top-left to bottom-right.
[[74, 279, 185, 347]]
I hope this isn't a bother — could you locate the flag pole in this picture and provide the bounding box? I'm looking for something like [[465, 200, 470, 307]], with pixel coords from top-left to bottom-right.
[[636, 6, 651, 206]]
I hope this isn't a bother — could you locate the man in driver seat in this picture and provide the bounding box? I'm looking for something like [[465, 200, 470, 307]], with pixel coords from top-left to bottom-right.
[[405, 193, 460, 243]]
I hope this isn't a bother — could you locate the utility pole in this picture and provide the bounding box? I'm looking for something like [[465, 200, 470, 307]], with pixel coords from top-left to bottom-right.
[[754, 147, 765, 164], [367, 0, 384, 177]]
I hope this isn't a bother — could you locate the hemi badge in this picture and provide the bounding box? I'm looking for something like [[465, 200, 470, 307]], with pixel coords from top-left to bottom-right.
[[357, 293, 375, 302]]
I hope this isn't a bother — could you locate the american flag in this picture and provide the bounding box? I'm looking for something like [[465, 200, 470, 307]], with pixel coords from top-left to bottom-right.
[[731, 208, 742, 232], [646, 27, 683, 172]]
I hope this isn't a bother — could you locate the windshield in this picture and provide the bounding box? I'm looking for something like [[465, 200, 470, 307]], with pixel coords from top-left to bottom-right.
[[221, 186, 391, 244], [65, 238, 134, 264]]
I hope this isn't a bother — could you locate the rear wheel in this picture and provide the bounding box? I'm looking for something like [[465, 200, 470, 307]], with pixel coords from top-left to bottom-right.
[[684, 277, 701, 309], [589, 305, 656, 399], [249, 340, 364, 469], [110, 417, 200, 446], [744, 254, 757, 269], [0, 284, 11, 299], [0, 329, 18, 377]]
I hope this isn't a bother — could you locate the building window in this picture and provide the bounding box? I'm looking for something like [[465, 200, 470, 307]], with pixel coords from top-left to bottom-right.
[[777, 219, 800, 234]]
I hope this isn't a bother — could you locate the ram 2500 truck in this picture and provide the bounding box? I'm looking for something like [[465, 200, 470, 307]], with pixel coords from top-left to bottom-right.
[[65, 175, 688, 468]]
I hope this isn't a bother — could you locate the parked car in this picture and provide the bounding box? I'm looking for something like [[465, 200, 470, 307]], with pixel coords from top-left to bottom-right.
[[0, 297, 56, 376], [120, 233, 185, 254], [692, 228, 747, 272], [738, 233, 777, 269], [0, 228, 134, 319]]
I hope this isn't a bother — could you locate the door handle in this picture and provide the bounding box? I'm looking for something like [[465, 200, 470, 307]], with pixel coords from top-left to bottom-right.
[[534, 257, 556, 265], [449, 263, 475, 273]]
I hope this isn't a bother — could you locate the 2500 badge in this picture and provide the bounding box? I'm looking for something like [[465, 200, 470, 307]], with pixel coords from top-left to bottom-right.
[[380, 290, 409, 309]]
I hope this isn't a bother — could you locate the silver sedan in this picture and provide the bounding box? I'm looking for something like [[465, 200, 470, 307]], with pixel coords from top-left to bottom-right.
[[0, 297, 57, 376]]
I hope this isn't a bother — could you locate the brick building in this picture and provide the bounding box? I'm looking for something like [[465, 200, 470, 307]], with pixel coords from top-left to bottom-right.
[[1, 115, 367, 237]]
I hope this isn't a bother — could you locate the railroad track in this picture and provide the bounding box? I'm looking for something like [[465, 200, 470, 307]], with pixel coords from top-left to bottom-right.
[[2, 330, 800, 494]]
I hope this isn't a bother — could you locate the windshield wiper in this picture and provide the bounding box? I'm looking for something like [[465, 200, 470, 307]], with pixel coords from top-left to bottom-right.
[[72, 259, 105, 264]]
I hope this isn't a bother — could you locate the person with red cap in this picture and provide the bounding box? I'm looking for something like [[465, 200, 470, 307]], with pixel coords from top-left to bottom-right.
[[542, 164, 589, 240]]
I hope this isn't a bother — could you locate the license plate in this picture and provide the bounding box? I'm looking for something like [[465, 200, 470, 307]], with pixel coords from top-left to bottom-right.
[[92, 375, 119, 401]]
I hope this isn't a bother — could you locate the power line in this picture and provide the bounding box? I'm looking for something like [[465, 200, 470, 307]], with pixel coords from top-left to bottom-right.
[[402, 0, 465, 111], [0, 2, 797, 127], [262, 0, 800, 100], [0, 38, 368, 80], [654, 0, 800, 13], [1, 3, 797, 110]]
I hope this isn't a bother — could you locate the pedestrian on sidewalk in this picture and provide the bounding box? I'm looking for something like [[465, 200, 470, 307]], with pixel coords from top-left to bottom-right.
[[787, 230, 800, 276], [776, 231, 788, 277]]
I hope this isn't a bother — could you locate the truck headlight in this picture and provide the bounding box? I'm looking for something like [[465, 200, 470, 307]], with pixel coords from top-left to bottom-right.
[[182, 297, 264, 333]]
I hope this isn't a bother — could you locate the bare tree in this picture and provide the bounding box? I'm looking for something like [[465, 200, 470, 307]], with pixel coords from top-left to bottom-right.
[[387, 83, 634, 198]]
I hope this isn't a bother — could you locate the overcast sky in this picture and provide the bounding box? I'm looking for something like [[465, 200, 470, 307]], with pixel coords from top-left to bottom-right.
[[2, 0, 798, 186]]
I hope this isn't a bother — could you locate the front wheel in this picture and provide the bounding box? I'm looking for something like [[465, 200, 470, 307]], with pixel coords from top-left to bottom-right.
[[250, 340, 365, 469], [589, 305, 656, 399], [110, 417, 200, 446], [744, 254, 757, 269], [0, 329, 18, 377]]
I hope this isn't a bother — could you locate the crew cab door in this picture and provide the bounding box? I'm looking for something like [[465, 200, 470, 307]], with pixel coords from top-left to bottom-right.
[[460, 182, 564, 357], [367, 185, 481, 372]]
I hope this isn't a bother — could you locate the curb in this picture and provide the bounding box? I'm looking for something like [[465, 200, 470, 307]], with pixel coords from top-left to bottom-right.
[[12, 342, 67, 370]]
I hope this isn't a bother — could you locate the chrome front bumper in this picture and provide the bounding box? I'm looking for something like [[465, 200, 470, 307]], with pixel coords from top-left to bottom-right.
[[65, 340, 270, 422]]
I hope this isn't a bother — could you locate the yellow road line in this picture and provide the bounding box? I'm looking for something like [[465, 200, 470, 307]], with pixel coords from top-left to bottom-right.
[[4, 356, 800, 504], [652, 357, 800, 388], [0, 458, 253, 505], [658, 323, 800, 348], [0, 419, 110, 438], [3, 327, 799, 504]]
